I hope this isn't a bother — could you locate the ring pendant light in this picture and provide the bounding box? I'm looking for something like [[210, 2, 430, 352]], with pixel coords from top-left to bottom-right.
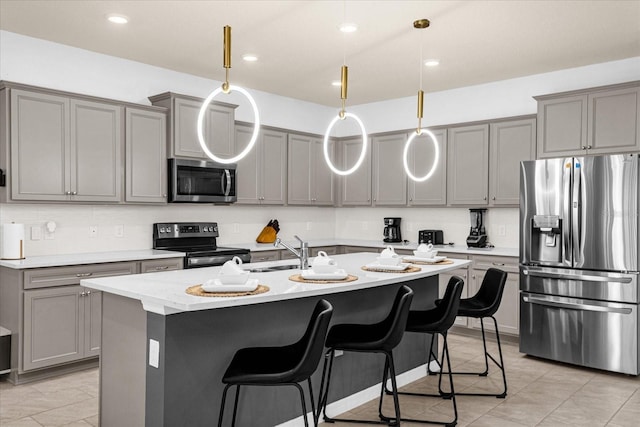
[[197, 25, 260, 164], [323, 3, 368, 176], [403, 18, 439, 182]]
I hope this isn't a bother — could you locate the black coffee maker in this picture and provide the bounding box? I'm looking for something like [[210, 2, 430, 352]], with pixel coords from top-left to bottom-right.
[[383, 217, 402, 243]]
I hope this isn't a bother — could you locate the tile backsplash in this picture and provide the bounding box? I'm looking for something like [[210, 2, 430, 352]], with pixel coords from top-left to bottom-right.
[[0, 203, 519, 257]]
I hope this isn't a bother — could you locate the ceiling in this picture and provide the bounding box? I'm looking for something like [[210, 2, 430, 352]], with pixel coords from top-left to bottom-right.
[[1, 1, 639, 106]]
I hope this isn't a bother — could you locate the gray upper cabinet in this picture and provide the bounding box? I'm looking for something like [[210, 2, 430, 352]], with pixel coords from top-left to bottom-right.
[[287, 133, 334, 206], [125, 107, 167, 203], [536, 82, 640, 158], [338, 136, 372, 206], [372, 133, 407, 206], [447, 124, 489, 205], [149, 92, 236, 160], [236, 124, 287, 205], [9, 89, 122, 202], [489, 118, 536, 206], [407, 128, 447, 206]]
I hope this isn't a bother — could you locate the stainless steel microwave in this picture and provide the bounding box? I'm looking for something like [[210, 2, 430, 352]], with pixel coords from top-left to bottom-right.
[[168, 158, 237, 203]]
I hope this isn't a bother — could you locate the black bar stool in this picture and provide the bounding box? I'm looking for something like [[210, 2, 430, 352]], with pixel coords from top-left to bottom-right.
[[318, 285, 414, 425], [431, 267, 509, 398], [383, 276, 464, 426], [218, 299, 333, 427]]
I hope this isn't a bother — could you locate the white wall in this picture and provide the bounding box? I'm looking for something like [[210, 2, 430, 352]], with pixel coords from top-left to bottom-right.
[[1, 31, 638, 256]]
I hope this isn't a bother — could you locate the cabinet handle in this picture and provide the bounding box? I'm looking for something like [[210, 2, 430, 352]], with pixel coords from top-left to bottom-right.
[[582, 146, 586, 150], [72, 191, 77, 195], [492, 262, 505, 266], [587, 145, 592, 149], [76, 272, 93, 277], [154, 266, 169, 271], [483, 196, 487, 201], [65, 191, 71, 195], [86, 290, 91, 295], [80, 291, 86, 297], [163, 194, 167, 198], [492, 196, 496, 200]]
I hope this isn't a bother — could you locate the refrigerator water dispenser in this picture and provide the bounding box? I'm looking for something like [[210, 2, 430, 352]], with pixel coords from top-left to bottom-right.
[[531, 215, 562, 263]]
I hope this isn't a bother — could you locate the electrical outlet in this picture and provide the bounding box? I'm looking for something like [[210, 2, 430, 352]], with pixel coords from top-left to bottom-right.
[[306, 222, 312, 231], [30, 226, 41, 241], [115, 225, 124, 238], [498, 225, 506, 236], [88, 226, 98, 238]]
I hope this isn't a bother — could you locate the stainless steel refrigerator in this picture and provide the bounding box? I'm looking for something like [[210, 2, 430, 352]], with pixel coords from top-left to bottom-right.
[[519, 154, 639, 375]]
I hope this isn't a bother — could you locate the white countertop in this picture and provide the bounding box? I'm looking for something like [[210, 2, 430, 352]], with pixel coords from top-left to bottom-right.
[[0, 249, 185, 269], [82, 252, 471, 316], [247, 239, 518, 258]]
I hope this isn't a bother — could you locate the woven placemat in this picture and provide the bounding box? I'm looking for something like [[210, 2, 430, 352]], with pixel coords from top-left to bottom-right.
[[288, 274, 358, 284], [361, 265, 422, 273], [186, 284, 270, 297], [402, 259, 454, 266]]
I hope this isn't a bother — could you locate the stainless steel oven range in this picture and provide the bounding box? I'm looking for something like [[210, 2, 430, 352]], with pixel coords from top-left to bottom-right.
[[519, 154, 639, 375], [153, 222, 251, 269]]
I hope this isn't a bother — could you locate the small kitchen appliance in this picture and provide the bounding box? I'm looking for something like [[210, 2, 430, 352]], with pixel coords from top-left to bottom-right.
[[418, 229, 444, 245], [168, 158, 237, 204], [383, 217, 402, 243], [466, 209, 488, 248], [153, 222, 250, 269]]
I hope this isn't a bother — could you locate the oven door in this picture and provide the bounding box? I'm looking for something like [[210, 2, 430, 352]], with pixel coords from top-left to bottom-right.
[[520, 291, 638, 375], [169, 158, 236, 203]]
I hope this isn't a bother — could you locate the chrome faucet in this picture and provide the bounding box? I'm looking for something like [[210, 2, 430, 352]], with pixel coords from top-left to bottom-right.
[[274, 235, 309, 270]]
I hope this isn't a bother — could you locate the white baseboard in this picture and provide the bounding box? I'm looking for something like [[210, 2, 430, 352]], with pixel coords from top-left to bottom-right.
[[277, 362, 431, 427]]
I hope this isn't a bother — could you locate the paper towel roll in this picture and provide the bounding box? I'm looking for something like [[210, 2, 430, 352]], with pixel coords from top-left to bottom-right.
[[2, 223, 25, 260]]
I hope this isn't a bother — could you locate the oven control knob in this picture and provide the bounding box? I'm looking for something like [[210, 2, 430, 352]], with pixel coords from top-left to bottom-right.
[[160, 227, 166, 233], [207, 226, 213, 232]]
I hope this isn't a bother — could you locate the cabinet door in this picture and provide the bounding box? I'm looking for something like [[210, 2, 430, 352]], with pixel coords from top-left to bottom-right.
[[312, 139, 334, 205], [489, 118, 536, 206], [287, 134, 313, 205], [83, 289, 102, 358], [588, 86, 640, 154], [125, 108, 167, 203], [235, 124, 261, 204], [260, 129, 287, 205], [537, 95, 587, 158], [372, 134, 407, 206], [407, 129, 447, 206], [447, 124, 489, 205], [173, 98, 235, 159], [23, 286, 83, 371], [339, 137, 372, 206], [10, 90, 70, 201], [71, 100, 122, 202], [251, 250, 280, 262], [310, 246, 339, 256]]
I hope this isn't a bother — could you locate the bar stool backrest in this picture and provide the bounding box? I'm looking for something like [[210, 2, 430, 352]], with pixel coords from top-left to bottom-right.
[[378, 285, 414, 352], [434, 276, 465, 333], [471, 268, 508, 317], [290, 299, 334, 383]]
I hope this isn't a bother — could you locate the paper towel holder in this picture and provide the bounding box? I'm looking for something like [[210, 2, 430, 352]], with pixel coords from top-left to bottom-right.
[[0, 169, 5, 187]]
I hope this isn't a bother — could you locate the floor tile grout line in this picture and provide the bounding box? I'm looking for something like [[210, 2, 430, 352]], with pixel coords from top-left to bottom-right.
[[603, 385, 640, 425]]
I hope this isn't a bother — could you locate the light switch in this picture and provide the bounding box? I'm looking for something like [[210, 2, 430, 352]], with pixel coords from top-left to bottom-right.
[[149, 339, 159, 368], [30, 226, 41, 241]]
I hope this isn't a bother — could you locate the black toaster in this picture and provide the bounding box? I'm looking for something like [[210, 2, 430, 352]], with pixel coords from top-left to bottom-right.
[[418, 229, 444, 245]]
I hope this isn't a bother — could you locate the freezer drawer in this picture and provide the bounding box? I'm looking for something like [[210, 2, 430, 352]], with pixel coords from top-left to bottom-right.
[[520, 292, 639, 375]]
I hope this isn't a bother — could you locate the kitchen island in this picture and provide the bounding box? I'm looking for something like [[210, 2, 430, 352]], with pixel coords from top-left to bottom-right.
[[83, 252, 471, 427]]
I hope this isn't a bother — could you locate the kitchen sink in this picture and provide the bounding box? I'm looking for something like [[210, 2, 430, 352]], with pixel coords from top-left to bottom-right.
[[244, 264, 299, 273]]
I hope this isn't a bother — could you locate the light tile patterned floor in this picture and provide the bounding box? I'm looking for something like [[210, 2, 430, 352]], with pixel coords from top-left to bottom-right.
[[1, 333, 638, 426]]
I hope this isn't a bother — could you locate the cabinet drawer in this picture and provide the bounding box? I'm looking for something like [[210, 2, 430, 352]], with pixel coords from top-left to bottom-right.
[[310, 246, 339, 256], [439, 252, 469, 262], [251, 250, 280, 263], [279, 250, 299, 260], [472, 255, 518, 273], [24, 262, 137, 290], [140, 258, 183, 273]]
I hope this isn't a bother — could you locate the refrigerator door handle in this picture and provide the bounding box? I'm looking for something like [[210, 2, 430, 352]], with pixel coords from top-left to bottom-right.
[[523, 295, 633, 315], [573, 157, 583, 267], [562, 158, 572, 266], [522, 269, 633, 283]]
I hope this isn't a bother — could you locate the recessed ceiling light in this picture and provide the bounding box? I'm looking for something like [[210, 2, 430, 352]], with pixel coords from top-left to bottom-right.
[[242, 54, 259, 62], [107, 14, 129, 24], [339, 22, 358, 33], [331, 80, 342, 87], [424, 59, 440, 67]]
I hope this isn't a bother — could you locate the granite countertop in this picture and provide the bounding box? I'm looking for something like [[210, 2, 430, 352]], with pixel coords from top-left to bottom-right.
[[0, 249, 186, 270], [244, 239, 519, 258], [82, 252, 471, 316]]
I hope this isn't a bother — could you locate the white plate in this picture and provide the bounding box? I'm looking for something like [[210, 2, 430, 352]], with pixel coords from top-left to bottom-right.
[[201, 278, 259, 293], [404, 255, 447, 263], [300, 269, 349, 280], [365, 262, 411, 271]]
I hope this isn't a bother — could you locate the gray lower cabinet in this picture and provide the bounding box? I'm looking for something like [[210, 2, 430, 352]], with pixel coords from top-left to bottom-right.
[[149, 92, 236, 159], [125, 107, 167, 203], [338, 136, 372, 206], [468, 255, 519, 336], [139, 258, 184, 273], [536, 81, 640, 158], [236, 125, 287, 205], [489, 118, 536, 206], [287, 133, 334, 206], [9, 89, 122, 202], [310, 246, 340, 256], [372, 134, 407, 206], [407, 129, 447, 206], [447, 124, 489, 205]]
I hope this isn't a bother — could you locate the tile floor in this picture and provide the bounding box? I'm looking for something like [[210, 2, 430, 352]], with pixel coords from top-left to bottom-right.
[[1, 333, 638, 426]]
